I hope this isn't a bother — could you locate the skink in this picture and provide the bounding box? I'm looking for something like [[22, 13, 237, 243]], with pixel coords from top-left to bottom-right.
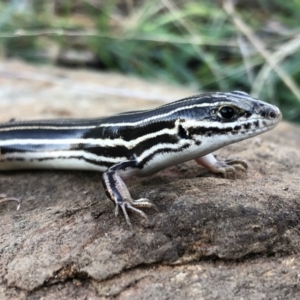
[[0, 91, 282, 225]]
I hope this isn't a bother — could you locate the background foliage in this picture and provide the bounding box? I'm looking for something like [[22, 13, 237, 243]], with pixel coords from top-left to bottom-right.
[[0, 0, 300, 122]]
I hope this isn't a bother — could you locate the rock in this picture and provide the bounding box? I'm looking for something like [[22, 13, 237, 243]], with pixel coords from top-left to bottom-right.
[[0, 60, 300, 299]]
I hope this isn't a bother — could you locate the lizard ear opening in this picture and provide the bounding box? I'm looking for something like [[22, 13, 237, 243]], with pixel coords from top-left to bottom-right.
[[178, 124, 189, 139]]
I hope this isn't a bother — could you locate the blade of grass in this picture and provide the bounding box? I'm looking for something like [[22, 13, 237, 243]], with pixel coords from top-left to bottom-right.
[[223, 0, 300, 103], [161, 0, 228, 90], [252, 32, 300, 99]]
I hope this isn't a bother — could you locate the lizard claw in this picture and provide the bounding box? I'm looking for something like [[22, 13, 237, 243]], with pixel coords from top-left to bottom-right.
[[195, 154, 248, 178], [115, 197, 157, 227], [213, 159, 248, 178]]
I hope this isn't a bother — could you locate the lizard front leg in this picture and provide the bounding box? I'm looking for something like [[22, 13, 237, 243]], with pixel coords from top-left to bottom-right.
[[195, 153, 248, 178], [102, 160, 156, 226]]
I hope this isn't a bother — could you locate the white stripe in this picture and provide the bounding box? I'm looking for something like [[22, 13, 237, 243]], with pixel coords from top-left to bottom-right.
[[0, 150, 126, 163], [100, 102, 228, 127], [0, 102, 226, 131], [157, 92, 230, 109], [2, 93, 252, 131], [0, 115, 266, 149], [136, 115, 265, 164], [137, 140, 192, 162], [0, 127, 177, 148], [0, 124, 98, 131], [0, 92, 259, 131], [0, 157, 108, 172]]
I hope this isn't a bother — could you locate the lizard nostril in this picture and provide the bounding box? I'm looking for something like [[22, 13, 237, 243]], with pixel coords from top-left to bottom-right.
[[268, 110, 276, 119]]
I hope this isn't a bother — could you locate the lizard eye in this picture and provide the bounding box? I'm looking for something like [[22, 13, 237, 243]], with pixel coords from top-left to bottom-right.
[[218, 106, 236, 120]]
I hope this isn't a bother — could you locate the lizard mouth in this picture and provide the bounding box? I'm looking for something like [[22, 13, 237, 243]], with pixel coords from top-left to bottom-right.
[[257, 104, 282, 124], [261, 105, 282, 130], [265, 105, 282, 122], [226, 105, 282, 138], [242, 104, 282, 134]]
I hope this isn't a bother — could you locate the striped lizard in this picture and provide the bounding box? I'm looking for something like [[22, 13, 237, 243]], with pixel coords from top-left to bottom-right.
[[0, 91, 282, 225]]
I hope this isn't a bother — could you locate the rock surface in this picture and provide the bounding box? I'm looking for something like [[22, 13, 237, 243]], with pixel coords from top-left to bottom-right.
[[0, 60, 300, 299]]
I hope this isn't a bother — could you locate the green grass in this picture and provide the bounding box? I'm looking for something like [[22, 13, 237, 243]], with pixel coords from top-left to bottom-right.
[[0, 0, 300, 122]]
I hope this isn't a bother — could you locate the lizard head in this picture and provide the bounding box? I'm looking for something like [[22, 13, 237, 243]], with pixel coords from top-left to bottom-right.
[[180, 91, 282, 150], [210, 91, 282, 135]]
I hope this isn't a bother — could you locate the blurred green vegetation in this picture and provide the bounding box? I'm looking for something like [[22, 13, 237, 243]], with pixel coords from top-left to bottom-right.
[[0, 0, 300, 122]]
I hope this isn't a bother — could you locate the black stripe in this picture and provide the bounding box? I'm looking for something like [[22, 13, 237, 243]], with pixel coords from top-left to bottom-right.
[[84, 107, 206, 142], [0, 95, 214, 131], [189, 126, 232, 137], [0, 132, 181, 160], [108, 160, 137, 171], [0, 90, 254, 129], [35, 156, 114, 168], [0, 128, 88, 140], [0, 142, 131, 161], [0, 154, 115, 169], [0, 143, 131, 162], [102, 160, 138, 203], [0, 118, 104, 128], [0, 157, 25, 162], [103, 171, 123, 203], [0, 93, 227, 138], [0, 143, 73, 154], [137, 143, 191, 168], [85, 133, 181, 159], [188, 125, 247, 137], [84, 144, 131, 160], [0, 93, 242, 143], [133, 133, 179, 157], [83, 119, 177, 141]]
